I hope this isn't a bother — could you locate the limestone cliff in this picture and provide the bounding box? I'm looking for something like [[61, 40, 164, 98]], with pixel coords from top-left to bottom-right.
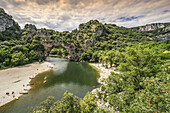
[[132, 22, 170, 41], [1, 7, 168, 61], [78, 20, 104, 49], [133, 23, 165, 31], [0, 8, 20, 32], [21, 20, 104, 61], [156, 33, 170, 41]]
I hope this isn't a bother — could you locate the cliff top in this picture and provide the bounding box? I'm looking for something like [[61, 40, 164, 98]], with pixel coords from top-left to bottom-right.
[[0, 8, 5, 13]]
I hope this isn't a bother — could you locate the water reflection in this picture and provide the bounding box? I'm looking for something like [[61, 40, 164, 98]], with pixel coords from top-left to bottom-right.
[[47, 57, 69, 75], [0, 57, 99, 113]]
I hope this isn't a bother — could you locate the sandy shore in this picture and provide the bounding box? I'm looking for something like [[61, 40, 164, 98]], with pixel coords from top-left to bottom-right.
[[90, 63, 119, 84], [0, 62, 53, 107], [90, 63, 119, 112]]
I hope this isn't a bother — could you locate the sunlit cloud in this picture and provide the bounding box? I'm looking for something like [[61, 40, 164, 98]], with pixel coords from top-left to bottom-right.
[[0, 0, 169, 31]]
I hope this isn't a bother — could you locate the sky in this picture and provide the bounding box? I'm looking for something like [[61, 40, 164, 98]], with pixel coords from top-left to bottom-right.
[[0, 0, 170, 31]]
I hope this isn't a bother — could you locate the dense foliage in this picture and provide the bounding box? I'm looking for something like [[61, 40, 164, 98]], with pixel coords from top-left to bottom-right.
[[31, 41, 169, 112], [30, 91, 97, 113], [97, 44, 170, 112], [0, 22, 21, 41], [79, 23, 153, 62], [50, 47, 68, 56], [0, 40, 45, 68], [0, 19, 156, 68], [0, 8, 169, 112]]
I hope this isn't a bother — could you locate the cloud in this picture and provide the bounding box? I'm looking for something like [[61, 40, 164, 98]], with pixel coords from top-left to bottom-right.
[[0, 0, 169, 31], [163, 10, 170, 13], [26, 0, 60, 5]]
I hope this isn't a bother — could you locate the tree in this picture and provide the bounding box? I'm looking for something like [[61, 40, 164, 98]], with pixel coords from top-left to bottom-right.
[[31, 91, 97, 113], [0, 46, 10, 63], [29, 50, 44, 61], [30, 96, 55, 113], [11, 52, 29, 66], [101, 47, 165, 112], [129, 76, 170, 112], [80, 92, 97, 112], [49, 91, 81, 113]]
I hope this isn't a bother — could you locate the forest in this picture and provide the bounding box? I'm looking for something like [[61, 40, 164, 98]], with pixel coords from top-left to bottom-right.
[[0, 20, 156, 69], [0, 9, 169, 112], [30, 40, 170, 113]]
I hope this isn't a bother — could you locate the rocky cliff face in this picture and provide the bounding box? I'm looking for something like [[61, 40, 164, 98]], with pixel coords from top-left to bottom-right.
[[22, 24, 55, 40], [132, 22, 170, 41], [156, 33, 170, 41], [134, 23, 165, 31], [43, 21, 104, 61], [164, 26, 170, 31], [0, 8, 19, 32], [79, 24, 104, 49], [21, 20, 104, 61], [24, 24, 37, 33]]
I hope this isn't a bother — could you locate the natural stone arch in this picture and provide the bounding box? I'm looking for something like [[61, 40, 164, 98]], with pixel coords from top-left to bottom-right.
[[41, 41, 81, 61]]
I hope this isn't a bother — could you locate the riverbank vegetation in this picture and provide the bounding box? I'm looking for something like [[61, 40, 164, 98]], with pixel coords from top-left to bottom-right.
[[30, 91, 98, 113], [0, 39, 45, 69], [98, 45, 169, 112], [0, 8, 169, 112], [1, 22, 169, 112], [31, 41, 169, 112]]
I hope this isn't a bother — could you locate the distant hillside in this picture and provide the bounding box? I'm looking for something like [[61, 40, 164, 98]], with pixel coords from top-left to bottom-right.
[[0, 8, 169, 113], [0, 7, 169, 62], [132, 22, 170, 41], [21, 20, 153, 61]]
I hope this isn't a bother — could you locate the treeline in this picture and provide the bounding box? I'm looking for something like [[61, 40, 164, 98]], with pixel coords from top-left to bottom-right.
[[98, 40, 170, 68], [0, 40, 45, 69], [79, 23, 154, 62], [44, 20, 154, 60], [98, 46, 169, 112], [30, 92, 99, 113], [30, 91, 112, 113], [50, 47, 68, 56], [31, 40, 170, 112]]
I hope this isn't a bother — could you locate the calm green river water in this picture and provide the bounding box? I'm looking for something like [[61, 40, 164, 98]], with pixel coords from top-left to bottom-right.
[[0, 57, 99, 113]]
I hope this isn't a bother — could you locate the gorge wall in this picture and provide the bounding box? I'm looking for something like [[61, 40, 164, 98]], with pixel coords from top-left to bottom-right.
[[0, 8, 20, 32], [133, 23, 165, 31], [21, 20, 104, 61], [0, 7, 169, 61], [132, 23, 170, 41]]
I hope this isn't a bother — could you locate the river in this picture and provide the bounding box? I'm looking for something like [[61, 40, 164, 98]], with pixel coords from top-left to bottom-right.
[[0, 57, 99, 113]]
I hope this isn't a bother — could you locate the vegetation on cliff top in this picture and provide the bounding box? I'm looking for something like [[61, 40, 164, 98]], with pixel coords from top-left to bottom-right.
[[0, 8, 169, 113], [0, 18, 156, 68]]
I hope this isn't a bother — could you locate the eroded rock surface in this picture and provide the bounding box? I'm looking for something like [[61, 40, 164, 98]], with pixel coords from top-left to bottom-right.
[[0, 8, 18, 32]]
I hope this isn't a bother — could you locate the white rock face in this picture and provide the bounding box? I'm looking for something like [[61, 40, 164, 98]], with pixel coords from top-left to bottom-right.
[[138, 23, 165, 31], [164, 26, 170, 31], [0, 8, 14, 32], [157, 33, 170, 41]]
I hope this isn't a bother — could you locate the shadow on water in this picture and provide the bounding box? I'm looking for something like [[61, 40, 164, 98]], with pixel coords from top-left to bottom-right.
[[0, 57, 99, 113]]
